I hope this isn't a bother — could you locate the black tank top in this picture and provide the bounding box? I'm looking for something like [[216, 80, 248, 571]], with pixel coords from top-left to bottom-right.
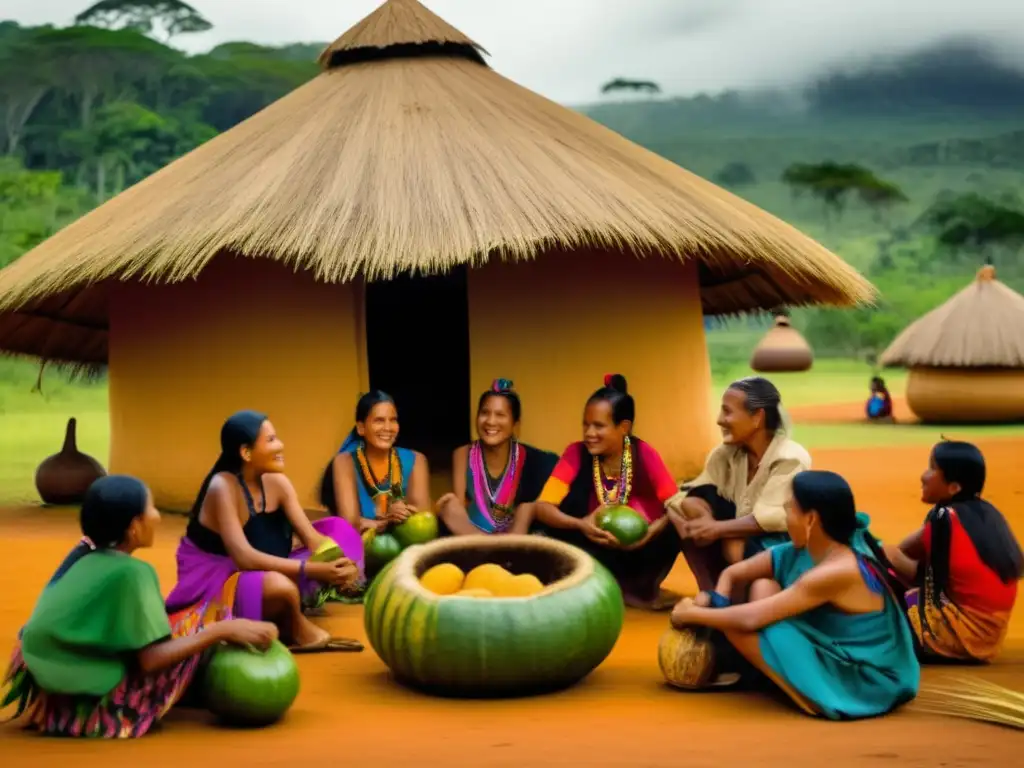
[[185, 475, 293, 559]]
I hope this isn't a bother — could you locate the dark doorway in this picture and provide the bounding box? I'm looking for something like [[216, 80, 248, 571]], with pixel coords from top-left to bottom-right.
[[364, 266, 471, 475]]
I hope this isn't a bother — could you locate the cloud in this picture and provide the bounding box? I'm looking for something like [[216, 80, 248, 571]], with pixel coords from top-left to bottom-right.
[[4, 0, 1023, 103]]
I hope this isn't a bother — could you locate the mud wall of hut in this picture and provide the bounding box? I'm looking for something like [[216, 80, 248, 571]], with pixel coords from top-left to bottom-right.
[[466, 250, 718, 481], [108, 256, 364, 511], [906, 367, 1024, 423]]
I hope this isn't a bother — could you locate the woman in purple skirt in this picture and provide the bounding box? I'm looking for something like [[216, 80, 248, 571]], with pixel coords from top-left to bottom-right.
[[164, 410, 364, 653]]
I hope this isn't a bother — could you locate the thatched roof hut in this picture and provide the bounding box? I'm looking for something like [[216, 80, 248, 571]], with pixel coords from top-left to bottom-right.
[[0, 0, 874, 510], [880, 265, 1024, 422], [750, 314, 814, 373]]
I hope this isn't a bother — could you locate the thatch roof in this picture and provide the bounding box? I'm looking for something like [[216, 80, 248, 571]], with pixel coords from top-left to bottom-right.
[[0, 0, 874, 371], [880, 265, 1024, 368]]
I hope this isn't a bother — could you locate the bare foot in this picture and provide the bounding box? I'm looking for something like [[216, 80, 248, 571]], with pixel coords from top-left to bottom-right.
[[291, 616, 330, 647]]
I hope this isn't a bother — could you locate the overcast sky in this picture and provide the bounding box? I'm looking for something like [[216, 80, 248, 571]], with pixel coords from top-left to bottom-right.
[[7, 0, 1024, 103]]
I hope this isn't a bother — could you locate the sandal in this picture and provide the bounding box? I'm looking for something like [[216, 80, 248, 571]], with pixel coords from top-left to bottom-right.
[[288, 637, 364, 654]]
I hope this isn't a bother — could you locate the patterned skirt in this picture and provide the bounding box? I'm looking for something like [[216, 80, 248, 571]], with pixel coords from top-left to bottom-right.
[[1, 576, 237, 738], [906, 572, 1010, 663]]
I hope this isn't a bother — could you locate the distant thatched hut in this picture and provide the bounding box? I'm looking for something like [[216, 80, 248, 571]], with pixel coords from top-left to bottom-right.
[[880, 265, 1024, 423], [750, 314, 814, 373], [0, 0, 873, 510]]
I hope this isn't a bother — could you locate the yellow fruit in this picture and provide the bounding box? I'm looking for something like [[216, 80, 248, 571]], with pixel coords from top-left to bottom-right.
[[462, 563, 514, 594], [494, 573, 545, 597], [454, 588, 493, 598], [419, 563, 465, 595]]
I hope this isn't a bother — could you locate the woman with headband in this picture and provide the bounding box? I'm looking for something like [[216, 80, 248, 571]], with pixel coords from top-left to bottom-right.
[[435, 379, 559, 535]]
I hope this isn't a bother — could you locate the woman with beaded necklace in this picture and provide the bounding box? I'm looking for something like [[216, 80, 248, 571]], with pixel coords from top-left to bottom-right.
[[320, 391, 431, 533], [435, 379, 559, 535], [533, 374, 682, 610]]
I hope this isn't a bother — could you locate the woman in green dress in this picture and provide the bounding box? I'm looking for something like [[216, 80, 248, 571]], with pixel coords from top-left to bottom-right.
[[670, 470, 919, 720], [2, 476, 278, 738]]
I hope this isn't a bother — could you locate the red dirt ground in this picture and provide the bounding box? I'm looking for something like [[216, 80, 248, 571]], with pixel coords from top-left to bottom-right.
[[2, 440, 1022, 766]]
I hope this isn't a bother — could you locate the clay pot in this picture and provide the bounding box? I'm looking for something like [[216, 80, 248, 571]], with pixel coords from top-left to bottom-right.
[[34, 417, 107, 505], [750, 316, 814, 373]]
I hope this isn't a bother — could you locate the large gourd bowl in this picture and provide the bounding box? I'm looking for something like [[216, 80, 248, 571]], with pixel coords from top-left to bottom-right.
[[363, 535, 625, 698]]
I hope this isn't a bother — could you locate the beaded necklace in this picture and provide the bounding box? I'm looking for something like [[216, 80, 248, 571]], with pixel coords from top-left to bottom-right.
[[355, 442, 404, 500], [592, 435, 633, 506], [469, 439, 524, 531]]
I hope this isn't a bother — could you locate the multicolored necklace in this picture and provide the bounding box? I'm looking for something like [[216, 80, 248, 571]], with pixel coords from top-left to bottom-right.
[[592, 435, 632, 506], [469, 439, 524, 532], [355, 443, 403, 501]]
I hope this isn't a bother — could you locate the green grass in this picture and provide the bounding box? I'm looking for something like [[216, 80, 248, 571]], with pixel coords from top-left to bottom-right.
[[711, 357, 908, 406], [793, 422, 1024, 450], [0, 359, 108, 504]]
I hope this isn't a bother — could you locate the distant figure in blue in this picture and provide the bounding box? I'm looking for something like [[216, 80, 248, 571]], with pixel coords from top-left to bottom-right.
[[669, 470, 920, 720], [866, 376, 894, 423]]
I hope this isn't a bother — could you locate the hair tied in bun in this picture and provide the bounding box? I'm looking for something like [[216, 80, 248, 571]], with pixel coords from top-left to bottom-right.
[[492, 378, 514, 393]]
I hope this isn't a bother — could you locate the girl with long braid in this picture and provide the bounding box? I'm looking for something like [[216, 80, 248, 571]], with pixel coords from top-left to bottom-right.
[[887, 440, 1022, 662]]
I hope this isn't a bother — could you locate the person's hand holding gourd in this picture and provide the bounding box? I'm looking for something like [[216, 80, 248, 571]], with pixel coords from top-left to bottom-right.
[[307, 557, 359, 586], [219, 619, 279, 650], [386, 499, 415, 523], [577, 512, 619, 547]]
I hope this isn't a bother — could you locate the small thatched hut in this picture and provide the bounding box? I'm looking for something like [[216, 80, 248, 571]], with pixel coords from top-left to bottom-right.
[[750, 314, 814, 373], [880, 265, 1024, 423], [0, 0, 873, 510]]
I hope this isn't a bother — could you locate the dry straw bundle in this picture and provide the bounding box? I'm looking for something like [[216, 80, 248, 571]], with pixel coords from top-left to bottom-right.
[[914, 675, 1024, 730]]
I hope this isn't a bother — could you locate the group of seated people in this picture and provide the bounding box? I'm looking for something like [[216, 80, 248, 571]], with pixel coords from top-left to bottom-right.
[[2, 374, 1021, 737]]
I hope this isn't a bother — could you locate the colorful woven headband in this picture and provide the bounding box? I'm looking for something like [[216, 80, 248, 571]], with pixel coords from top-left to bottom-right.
[[491, 378, 514, 393]]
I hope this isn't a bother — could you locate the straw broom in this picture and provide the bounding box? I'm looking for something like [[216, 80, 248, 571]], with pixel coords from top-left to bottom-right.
[[914, 676, 1024, 730]]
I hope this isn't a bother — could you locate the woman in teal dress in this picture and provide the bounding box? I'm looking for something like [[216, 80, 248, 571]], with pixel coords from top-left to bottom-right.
[[320, 391, 431, 532], [435, 379, 559, 535], [2, 476, 278, 738], [670, 470, 919, 720]]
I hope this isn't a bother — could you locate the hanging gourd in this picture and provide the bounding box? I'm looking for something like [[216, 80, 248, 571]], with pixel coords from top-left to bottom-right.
[[34, 417, 107, 505], [750, 314, 814, 373]]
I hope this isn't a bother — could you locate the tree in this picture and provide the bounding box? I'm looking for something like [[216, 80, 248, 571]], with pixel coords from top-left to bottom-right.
[[74, 0, 212, 44], [34, 26, 175, 130], [0, 157, 70, 265], [600, 78, 661, 96], [0, 37, 56, 156], [917, 192, 1024, 253], [192, 44, 318, 131], [781, 162, 907, 223], [713, 161, 756, 188]]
